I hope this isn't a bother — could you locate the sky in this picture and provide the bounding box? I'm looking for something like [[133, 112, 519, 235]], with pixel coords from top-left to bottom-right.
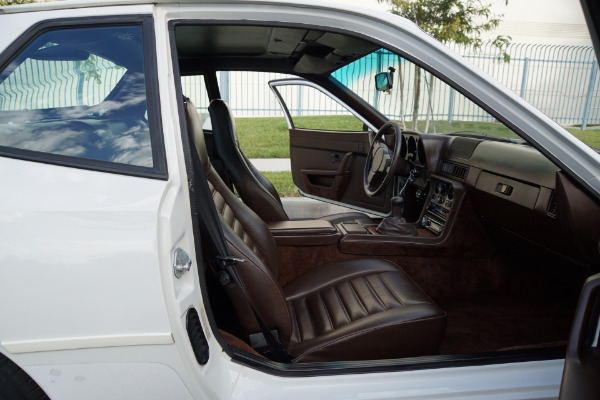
[[324, 0, 592, 46]]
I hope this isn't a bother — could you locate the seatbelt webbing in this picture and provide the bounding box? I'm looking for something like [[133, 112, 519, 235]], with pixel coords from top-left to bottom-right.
[[184, 98, 291, 363], [214, 256, 292, 362]]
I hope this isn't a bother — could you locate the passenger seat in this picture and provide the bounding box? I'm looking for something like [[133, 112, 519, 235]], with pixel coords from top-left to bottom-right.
[[185, 98, 446, 362]]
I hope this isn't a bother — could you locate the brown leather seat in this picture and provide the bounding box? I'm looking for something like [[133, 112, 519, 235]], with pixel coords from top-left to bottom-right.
[[208, 99, 369, 224], [185, 98, 446, 362]]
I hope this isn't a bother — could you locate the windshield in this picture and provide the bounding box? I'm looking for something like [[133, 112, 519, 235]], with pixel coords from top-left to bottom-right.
[[332, 48, 598, 150]]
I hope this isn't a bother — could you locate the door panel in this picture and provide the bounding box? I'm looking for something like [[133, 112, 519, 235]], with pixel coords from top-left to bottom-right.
[[290, 129, 391, 213], [271, 79, 393, 215], [559, 273, 600, 400]]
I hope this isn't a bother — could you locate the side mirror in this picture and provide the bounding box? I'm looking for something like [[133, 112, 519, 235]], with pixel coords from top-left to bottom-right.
[[375, 67, 396, 93], [375, 72, 392, 92]]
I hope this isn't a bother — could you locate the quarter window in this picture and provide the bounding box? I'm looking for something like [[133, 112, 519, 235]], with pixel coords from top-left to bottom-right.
[[0, 25, 157, 169]]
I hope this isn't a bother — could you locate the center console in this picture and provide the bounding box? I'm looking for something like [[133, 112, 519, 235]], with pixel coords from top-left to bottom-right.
[[269, 177, 460, 252], [421, 179, 455, 235], [273, 177, 478, 285]]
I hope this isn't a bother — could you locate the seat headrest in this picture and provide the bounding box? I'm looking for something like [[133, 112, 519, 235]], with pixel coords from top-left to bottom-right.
[[184, 97, 210, 174], [209, 99, 239, 142]]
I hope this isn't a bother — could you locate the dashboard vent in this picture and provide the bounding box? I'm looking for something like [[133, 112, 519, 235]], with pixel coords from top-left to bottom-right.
[[546, 191, 557, 218], [441, 161, 469, 180]]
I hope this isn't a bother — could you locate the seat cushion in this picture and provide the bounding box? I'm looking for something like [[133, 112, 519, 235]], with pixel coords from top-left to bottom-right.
[[284, 259, 446, 362]]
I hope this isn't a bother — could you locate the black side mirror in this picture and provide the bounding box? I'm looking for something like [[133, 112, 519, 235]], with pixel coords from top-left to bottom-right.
[[375, 72, 392, 92], [375, 67, 396, 93]]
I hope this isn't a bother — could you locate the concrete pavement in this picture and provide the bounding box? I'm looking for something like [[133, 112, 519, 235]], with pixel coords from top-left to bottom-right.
[[248, 158, 290, 172]]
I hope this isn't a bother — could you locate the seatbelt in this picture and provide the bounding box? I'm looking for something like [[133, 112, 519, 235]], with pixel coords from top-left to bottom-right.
[[214, 256, 291, 362], [184, 98, 291, 363]]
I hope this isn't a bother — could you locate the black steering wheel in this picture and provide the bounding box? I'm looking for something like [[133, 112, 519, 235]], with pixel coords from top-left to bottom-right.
[[363, 121, 403, 197]]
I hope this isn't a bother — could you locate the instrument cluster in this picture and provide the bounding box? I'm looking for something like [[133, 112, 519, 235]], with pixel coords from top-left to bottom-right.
[[399, 132, 427, 167]]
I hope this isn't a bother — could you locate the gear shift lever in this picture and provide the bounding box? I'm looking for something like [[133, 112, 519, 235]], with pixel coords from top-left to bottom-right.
[[376, 170, 419, 236], [391, 196, 405, 218]]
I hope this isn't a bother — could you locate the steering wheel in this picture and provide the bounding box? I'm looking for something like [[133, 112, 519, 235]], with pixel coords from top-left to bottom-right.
[[363, 121, 403, 197]]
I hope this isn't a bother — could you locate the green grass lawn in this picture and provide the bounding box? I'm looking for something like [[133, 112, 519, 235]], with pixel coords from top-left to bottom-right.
[[236, 115, 364, 158], [237, 115, 600, 197], [235, 117, 290, 158], [261, 171, 299, 197], [237, 115, 600, 158], [568, 128, 600, 149]]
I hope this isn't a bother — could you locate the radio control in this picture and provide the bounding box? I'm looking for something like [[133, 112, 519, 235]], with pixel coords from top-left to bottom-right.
[[423, 179, 455, 235]]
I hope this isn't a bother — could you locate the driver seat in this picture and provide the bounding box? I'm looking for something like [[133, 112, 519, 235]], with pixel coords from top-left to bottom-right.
[[208, 99, 370, 223]]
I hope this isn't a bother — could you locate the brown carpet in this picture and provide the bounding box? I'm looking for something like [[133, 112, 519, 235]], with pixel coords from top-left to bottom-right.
[[439, 293, 576, 354]]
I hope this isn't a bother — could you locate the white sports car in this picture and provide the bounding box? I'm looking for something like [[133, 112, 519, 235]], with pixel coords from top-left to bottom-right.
[[0, 0, 598, 399]]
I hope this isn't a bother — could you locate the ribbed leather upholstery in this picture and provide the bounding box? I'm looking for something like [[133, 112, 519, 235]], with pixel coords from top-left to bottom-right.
[[209, 99, 369, 224], [185, 98, 446, 362], [289, 271, 422, 341], [289, 273, 407, 342], [284, 259, 445, 362], [210, 179, 269, 267]]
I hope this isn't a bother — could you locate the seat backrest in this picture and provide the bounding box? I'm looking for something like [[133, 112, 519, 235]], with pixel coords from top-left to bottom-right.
[[184, 98, 292, 345], [209, 99, 289, 222]]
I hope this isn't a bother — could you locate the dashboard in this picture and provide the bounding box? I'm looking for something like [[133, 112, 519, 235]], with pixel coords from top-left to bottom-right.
[[405, 133, 600, 266]]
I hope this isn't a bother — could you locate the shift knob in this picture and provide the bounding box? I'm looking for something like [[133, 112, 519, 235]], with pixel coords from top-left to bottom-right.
[[391, 196, 405, 218]]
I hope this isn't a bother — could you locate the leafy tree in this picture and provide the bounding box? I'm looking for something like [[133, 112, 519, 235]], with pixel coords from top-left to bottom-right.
[[0, 0, 37, 5], [378, 0, 510, 130]]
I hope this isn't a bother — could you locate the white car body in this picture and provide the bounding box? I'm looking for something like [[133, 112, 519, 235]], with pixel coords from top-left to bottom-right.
[[0, 1, 598, 399]]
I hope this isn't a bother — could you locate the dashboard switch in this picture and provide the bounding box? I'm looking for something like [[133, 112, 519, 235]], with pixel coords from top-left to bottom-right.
[[496, 183, 513, 196]]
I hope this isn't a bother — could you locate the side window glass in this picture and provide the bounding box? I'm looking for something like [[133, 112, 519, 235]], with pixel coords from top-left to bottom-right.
[[0, 25, 156, 169], [275, 84, 364, 131]]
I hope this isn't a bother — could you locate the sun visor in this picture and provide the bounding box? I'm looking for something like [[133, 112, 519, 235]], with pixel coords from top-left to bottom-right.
[[316, 33, 378, 57], [293, 53, 343, 74]]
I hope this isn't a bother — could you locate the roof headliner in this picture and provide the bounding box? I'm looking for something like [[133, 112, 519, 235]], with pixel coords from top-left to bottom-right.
[[175, 24, 379, 76]]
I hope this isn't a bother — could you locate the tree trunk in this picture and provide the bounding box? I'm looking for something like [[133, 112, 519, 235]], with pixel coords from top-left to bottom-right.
[[424, 74, 435, 134], [412, 65, 421, 131], [397, 56, 406, 130]]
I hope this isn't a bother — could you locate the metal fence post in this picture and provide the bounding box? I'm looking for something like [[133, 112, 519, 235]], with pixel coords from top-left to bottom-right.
[[520, 57, 530, 99], [297, 86, 302, 117], [581, 60, 598, 130], [74, 62, 84, 106], [219, 70, 230, 103]]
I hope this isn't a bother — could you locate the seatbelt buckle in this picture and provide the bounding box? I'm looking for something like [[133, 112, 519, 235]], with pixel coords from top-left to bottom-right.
[[214, 255, 246, 286], [218, 270, 232, 286], [249, 329, 281, 355]]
